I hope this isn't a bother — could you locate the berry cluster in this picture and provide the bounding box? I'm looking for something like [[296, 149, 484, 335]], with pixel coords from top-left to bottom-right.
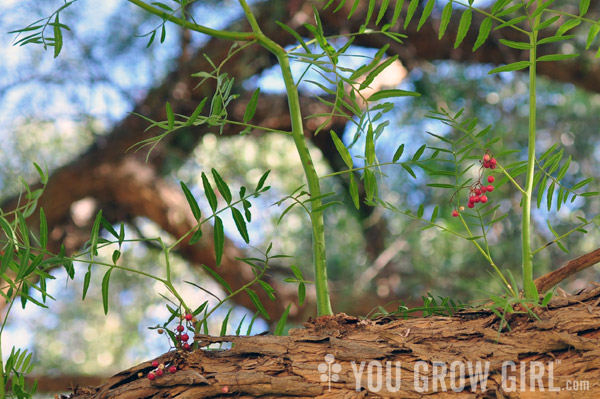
[[143, 360, 178, 380], [144, 313, 195, 380], [155, 312, 194, 350], [452, 152, 497, 217], [175, 312, 194, 351]]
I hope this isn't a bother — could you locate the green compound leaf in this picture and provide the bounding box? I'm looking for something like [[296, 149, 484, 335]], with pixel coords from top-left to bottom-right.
[[349, 173, 360, 209], [439, 2, 453, 39], [330, 130, 353, 168], [412, 144, 426, 161], [246, 288, 270, 320], [211, 168, 232, 204], [39, 208, 48, 249], [376, 0, 390, 26], [53, 14, 63, 58], [392, 143, 404, 163], [580, 0, 590, 16], [82, 266, 91, 300], [90, 210, 102, 258], [401, 163, 417, 179], [214, 216, 224, 266], [535, 15, 560, 31], [455, 8, 472, 49], [359, 55, 399, 91], [417, 0, 435, 31], [202, 264, 232, 294], [243, 88, 260, 123], [537, 54, 578, 62], [488, 61, 530, 74], [404, 0, 420, 29], [473, 17, 493, 51], [189, 226, 203, 245], [586, 24, 600, 49], [368, 89, 420, 101], [231, 207, 250, 244], [180, 181, 201, 221], [255, 170, 271, 192], [382, 0, 404, 31], [166, 101, 174, 130], [275, 21, 311, 53], [102, 267, 113, 315], [219, 308, 232, 336], [274, 304, 292, 336], [556, 19, 581, 36], [202, 172, 218, 212], [499, 39, 532, 50], [364, 169, 376, 201]]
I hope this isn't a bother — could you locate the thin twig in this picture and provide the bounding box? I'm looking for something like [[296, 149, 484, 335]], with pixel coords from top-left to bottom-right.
[[534, 248, 600, 293]]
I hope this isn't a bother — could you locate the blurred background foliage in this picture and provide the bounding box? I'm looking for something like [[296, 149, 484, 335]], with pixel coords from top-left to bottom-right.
[[0, 0, 598, 393]]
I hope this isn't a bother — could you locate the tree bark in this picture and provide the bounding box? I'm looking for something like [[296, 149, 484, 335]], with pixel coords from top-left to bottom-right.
[[64, 286, 600, 398]]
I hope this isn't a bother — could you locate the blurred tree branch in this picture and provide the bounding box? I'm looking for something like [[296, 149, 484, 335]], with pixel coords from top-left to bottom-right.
[[3, 0, 600, 324]]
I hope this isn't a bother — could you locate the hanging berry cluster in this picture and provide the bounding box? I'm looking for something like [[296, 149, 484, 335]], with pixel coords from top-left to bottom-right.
[[174, 312, 194, 351], [452, 151, 497, 217]]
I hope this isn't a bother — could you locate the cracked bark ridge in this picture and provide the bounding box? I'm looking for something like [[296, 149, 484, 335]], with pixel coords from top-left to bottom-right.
[[66, 286, 600, 398]]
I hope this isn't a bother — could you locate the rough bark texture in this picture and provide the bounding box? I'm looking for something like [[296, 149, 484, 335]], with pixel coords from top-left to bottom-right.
[[64, 286, 600, 399]]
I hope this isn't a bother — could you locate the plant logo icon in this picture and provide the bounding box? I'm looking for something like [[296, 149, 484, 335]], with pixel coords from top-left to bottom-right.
[[318, 354, 342, 391]]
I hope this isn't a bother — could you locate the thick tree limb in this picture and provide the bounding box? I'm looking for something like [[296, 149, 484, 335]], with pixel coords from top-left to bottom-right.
[[65, 286, 600, 398]]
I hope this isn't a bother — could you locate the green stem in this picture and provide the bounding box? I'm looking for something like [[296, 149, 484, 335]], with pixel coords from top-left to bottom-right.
[[532, 220, 592, 255], [522, 10, 540, 300], [129, 0, 334, 315], [238, 0, 332, 315], [277, 51, 332, 316], [198, 258, 268, 326], [127, 0, 254, 41]]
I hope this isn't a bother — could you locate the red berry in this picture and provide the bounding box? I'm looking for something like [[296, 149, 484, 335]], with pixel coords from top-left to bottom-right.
[[184, 313, 193, 321], [481, 186, 487, 193], [487, 185, 494, 192], [156, 368, 164, 376], [169, 366, 177, 373], [487, 176, 495, 183], [469, 195, 477, 203], [181, 333, 189, 342], [490, 158, 497, 165], [483, 154, 491, 162], [152, 360, 159, 368], [474, 196, 481, 203], [475, 188, 481, 195], [490, 164, 496, 169], [183, 343, 191, 350], [176, 325, 184, 332], [483, 161, 491, 168], [480, 195, 488, 203], [148, 372, 156, 380], [452, 210, 459, 217], [468, 202, 475, 208]]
